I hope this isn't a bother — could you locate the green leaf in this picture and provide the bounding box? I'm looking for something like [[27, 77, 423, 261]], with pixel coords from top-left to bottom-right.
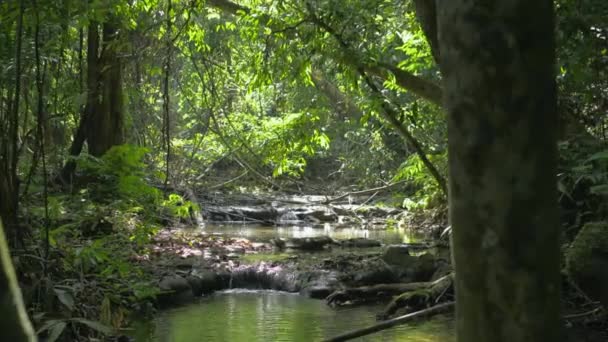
[[53, 288, 75, 311], [37, 320, 62, 334], [590, 184, 608, 195], [69, 318, 113, 335], [586, 150, 608, 163], [47, 321, 67, 342]]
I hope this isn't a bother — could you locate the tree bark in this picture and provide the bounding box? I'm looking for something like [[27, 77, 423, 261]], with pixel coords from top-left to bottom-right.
[[87, 21, 124, 157], [0, 219, 36, 342], [437, 1, 561, 341], [0, 0, 25, 240], [310, 70, 364, 121], [412, 0, 440, 65], [58, 23, 101, 183]]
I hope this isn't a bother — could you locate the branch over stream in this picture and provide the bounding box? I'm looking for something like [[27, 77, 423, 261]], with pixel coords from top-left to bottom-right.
[[323, 302, 455, 342]]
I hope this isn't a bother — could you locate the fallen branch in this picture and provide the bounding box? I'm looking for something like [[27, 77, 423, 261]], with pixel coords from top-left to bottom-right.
[[323, 301, 454, 342], [378, 274, 453, 319], [320, 180, 407, 204], [207, 171, 249, 190], [326, 275, 451, 307], [563, 307, 603, 320]]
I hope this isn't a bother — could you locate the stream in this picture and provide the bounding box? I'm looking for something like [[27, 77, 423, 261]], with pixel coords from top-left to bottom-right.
[[138, 221, 455, 341], [133, 290, 453, 341]]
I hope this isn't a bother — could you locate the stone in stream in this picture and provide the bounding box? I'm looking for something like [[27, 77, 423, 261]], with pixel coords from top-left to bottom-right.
[[382, 246, 438, 282], [339, 238, 381, 248], [189, 270, 221, 296], [382, 245, 416, 267], [158, 275, 195, 304], [159, 275, 191, 293], [271, 236, 336, 251]]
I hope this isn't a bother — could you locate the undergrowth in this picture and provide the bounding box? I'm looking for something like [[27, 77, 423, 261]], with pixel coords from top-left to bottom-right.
[[20, 144, 197, 341]]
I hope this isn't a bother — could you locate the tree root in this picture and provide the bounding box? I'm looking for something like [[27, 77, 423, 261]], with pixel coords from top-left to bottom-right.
[[325, 274, 453, 311], [378, 273, 453, 319], [326, 281, 436, 307]]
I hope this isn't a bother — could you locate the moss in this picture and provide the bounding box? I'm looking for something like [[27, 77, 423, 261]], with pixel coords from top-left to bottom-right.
[[241, 253, 291, 264], [565, 221, 608, 277]]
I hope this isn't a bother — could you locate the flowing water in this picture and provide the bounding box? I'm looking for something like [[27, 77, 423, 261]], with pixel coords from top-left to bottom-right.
[[133, 290, 454, 341], [202, 223, 416, 245], [137, 222, 453, 341]]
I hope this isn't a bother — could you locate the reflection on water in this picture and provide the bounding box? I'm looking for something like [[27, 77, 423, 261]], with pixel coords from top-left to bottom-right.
[[200, 223, 417, 245], [134, 290, 454, 342]]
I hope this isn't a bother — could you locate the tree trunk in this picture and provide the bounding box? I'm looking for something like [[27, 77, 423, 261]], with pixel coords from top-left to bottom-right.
[[437, 2, 561, 341], [87, 21, 124, 157], [0, 219, 35, 342], [310, 70, 364, 121], [58, 23, 101, 183], [0, 0, 25, 240]]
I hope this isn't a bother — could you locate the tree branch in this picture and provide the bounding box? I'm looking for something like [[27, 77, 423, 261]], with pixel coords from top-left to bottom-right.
[[205, 0, 443, 106], [323, 302, 454, 342]]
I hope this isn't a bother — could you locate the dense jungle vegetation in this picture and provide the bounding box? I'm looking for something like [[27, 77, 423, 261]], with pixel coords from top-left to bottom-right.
[[0, 0, 607, 341]]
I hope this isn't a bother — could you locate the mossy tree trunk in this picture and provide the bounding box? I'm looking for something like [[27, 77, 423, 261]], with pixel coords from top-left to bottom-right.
[[437, 1, 561, 341]]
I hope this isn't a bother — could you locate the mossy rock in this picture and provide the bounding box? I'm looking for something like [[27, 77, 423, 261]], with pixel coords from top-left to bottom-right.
[[565, 221, 608, 307]]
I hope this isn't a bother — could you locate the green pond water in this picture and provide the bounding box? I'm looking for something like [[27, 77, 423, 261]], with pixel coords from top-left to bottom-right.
[[133, 290, 454, 342], [138, 223, 453, 341]]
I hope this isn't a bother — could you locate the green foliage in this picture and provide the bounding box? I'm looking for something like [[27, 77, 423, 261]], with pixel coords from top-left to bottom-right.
[[394, 153, 447, 210], [37, 317, 113, 342], [77, 145, 161, 206], [161, 194, 199, 219], [558, 142, 608, 223]]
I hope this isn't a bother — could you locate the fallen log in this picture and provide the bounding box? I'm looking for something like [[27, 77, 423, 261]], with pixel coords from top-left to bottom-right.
[[326, 281, 435, 306], [378, 273, 453, 319], [323, 301, 455, 342], [326, 274, 453, 307]]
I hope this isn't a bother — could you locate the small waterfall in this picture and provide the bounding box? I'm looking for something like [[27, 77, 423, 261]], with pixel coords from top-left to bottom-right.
[[278, 211, 299, 223], [228, 273, 234, 289]]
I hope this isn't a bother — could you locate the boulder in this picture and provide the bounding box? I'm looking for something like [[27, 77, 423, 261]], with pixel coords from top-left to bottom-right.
[[566, 221, 608, 308], [158, 275, 194, 305], [382, 245, 417, 268], [159, 275, 191, 293], [188, 270, 221, 296]]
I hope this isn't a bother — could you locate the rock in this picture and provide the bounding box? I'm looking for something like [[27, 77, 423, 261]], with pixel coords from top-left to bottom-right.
[[274, 236, 335, 250], [194, 270, 220, 293], [186, 276, 204, 296], [159, 275, 191, 292], [206, 206, 278, 222], [277, 211, 301, 223], [158, 275, 194, 305], [301, 286, 334, 299], [270, 238, 286, 249], [340, 238, 381, 248], [352, 259, 398, 285], [411, 253, 437, 282], [294, 207, 339, 222], [566, 221, 608, 308], [382, 245, 417, 268]]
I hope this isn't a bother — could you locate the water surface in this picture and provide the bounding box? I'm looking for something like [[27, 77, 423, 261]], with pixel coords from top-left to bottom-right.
[[202, 223, 417, 245], [134, 290, 454, 342]]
